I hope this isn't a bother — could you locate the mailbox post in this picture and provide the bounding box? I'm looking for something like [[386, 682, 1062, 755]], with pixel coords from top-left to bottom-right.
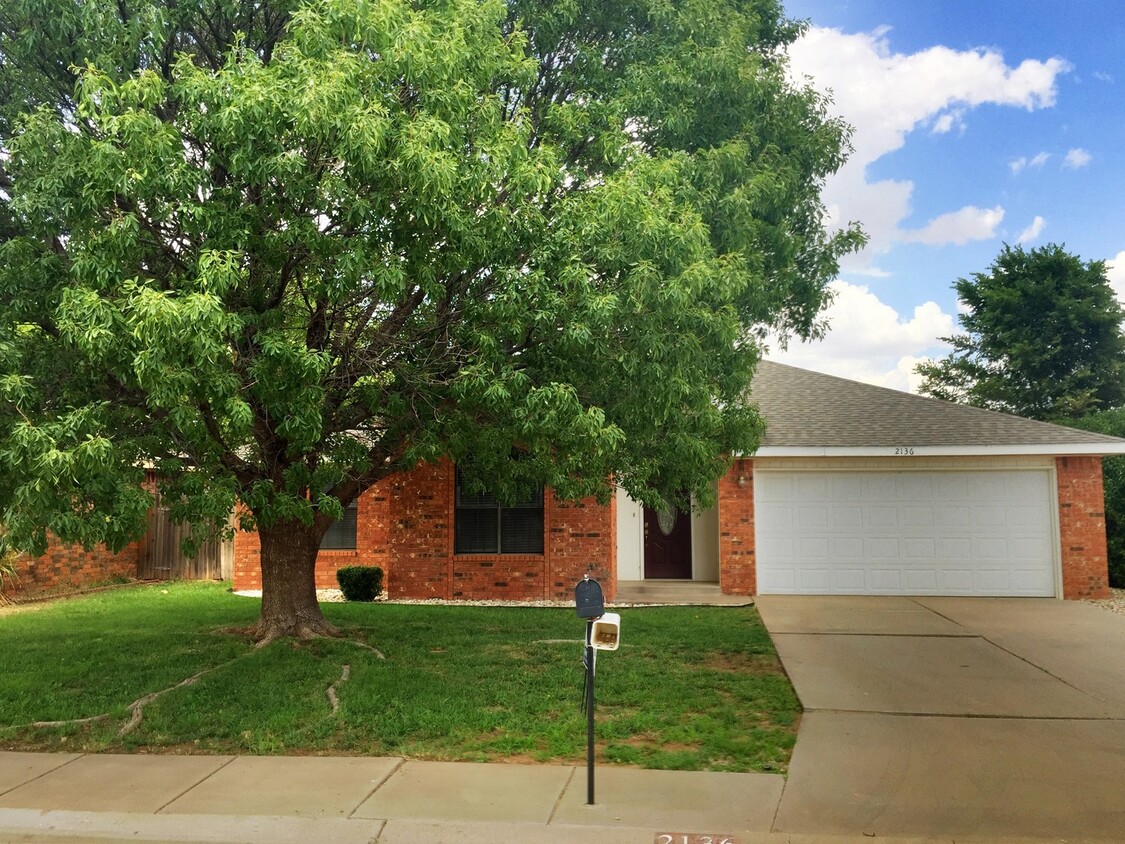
[[575, 575, 620, 806]]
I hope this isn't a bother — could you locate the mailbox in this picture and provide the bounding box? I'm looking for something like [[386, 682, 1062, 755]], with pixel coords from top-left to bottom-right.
[[575, 577, 606, 619], [589, 612, 621, 651]]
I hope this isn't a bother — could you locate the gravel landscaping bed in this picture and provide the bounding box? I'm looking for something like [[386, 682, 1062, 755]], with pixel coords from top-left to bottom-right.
[[236, 587, 1125, 614], [233, 589, 670, 608], [1086, 588, 1125, 615]]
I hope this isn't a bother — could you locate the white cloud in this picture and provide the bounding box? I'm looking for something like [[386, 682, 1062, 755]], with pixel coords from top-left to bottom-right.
[[900, 205, 1005, 246], [1107, 251, 1125, 304], [931, 110, 966, 135], [1016, 215, 1047, 244], [1009, 152, 1050, 174], [1063, 147, 1093, 169], [1093, 71, 1113, 83], [788, 27, 1070, 268], [769, 281, 955, 393]]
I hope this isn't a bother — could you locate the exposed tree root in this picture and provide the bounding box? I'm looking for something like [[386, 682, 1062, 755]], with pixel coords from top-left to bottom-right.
[[247, 616, 343, 648], [117, 649, 261, 736], [18, 628, 383, 739], [326, 664, 350, 715], [119, 669, 212, 736], [343, 638, 386, 659], [30, 714, 111, 728]]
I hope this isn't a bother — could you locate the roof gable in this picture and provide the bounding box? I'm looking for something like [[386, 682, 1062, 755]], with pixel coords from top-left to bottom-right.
[[749, 360, 1125, 456]]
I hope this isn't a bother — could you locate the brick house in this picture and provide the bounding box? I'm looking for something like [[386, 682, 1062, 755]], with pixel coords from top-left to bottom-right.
[[233, 361, 1125, 602]]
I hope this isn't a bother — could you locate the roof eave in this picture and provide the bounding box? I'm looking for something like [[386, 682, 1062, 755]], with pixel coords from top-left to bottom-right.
[[742, 443, 1125, 458]]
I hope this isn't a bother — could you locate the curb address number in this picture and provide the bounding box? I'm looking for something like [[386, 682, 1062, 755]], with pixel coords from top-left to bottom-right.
[[655, 836, 737, 844]]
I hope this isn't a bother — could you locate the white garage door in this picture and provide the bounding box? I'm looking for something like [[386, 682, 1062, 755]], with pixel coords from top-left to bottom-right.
[[755, 469, 1057, 596]]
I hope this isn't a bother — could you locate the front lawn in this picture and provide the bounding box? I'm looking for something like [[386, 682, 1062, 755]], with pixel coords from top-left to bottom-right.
[[0, 582, 800, 772]]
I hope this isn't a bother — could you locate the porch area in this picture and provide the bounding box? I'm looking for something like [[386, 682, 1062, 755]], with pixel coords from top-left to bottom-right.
[[614, 580, 753, 606]]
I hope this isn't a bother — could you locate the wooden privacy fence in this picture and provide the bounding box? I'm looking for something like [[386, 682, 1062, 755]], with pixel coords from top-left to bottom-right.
[[138, 502, 233, 582]]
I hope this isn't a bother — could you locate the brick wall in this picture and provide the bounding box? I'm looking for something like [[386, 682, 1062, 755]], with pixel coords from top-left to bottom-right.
[[1057, 456, 1111, 599], [717, 461, 755, 595], [544, 493, 616, 602], [231, 507, 262, 590], [232, 461, 617, 602], [5, 536, 139, 599], [387, 461, 453, 599]]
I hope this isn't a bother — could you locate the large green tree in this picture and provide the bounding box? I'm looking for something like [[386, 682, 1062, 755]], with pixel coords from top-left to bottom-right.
[[0, 0, 862, 640], [917, 244, 1125, 421]]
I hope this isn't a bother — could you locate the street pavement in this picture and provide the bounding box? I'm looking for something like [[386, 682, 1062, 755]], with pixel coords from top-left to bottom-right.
[[4, 595, 1125, 842]]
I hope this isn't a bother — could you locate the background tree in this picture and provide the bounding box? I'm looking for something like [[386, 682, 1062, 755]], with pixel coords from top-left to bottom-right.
[[916, 244, 1125, 421], [0, 0, 862, 641]]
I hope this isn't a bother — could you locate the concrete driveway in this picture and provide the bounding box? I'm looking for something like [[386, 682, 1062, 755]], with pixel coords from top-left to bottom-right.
[[757, 596, 1125, 840]]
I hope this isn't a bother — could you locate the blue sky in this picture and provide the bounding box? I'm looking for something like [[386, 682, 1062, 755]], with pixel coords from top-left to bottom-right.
[[771, 0, 1125, 390]]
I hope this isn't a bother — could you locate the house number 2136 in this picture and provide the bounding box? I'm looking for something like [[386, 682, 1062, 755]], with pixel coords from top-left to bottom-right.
[[655, 836, 736, 844], [894, 446, 915, 456]]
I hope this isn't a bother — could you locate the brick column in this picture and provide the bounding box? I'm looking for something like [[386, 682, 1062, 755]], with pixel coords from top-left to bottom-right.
[[718, 460, 755, 595], [1057, 456, 1111, 599]]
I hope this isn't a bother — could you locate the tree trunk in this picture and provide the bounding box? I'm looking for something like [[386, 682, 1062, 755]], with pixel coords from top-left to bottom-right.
[[249, 518, 340, 644]]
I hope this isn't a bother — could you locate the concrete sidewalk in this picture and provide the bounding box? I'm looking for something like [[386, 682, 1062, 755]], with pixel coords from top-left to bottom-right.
[[0, 751, 1114, 844], [2, 751, 774, 844]]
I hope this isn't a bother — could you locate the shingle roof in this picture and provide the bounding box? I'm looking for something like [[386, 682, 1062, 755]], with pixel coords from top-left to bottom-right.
[[748, 360, 1125, 454]]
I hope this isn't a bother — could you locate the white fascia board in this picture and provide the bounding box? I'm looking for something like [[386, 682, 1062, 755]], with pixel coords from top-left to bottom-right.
[[741, 443, 1125, 458]]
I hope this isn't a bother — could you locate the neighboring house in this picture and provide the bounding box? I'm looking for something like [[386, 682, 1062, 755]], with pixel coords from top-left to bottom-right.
[[233, 361, 1125, 601], [5, 473, 232, 599]]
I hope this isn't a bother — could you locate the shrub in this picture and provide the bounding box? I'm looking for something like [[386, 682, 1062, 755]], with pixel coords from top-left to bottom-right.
[[336, 566, 383, 602]]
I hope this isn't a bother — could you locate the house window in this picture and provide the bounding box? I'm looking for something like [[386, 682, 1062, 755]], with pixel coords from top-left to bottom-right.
[[454, 467, 544, 555], [320, 499, 358, 550]]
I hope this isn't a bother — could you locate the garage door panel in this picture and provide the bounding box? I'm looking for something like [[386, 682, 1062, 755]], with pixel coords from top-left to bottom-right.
[[974, 568, 1015, 593], [796, 475, 828, 497], [759, 569, 796, 592], [896, 474, 935, 498], [830, 569, 866, 591], [832, 506, 862, 528], [859, 475, 897, 500], [798, 536, 830, 557], [829, 536, 865, 560], [866, 537, 901, 559], [796, 568, 831, 591], [936, 506, 971, 529], [757, 534, 794, 559], [903, 537, 936, 558], [757, 503, 794, 529], [797, 506, 829, 529], [867, 569, 903, 592], [972, 536, 1011, 559], [1010, 505, 1048, 527], [971, 505, 1009, 529], [902, 569, 938, 592], [755, 469, 1057, 597], [903, 507, 935, 527], [864, 507, 899, 528], [938, 569, 975, 592]]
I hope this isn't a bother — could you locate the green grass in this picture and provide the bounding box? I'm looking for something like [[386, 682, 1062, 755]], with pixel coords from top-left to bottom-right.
[[0, 582, 800, 773]]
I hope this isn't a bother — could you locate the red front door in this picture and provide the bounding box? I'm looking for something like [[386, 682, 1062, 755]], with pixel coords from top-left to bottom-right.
[[643, 506, 693, 579]]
